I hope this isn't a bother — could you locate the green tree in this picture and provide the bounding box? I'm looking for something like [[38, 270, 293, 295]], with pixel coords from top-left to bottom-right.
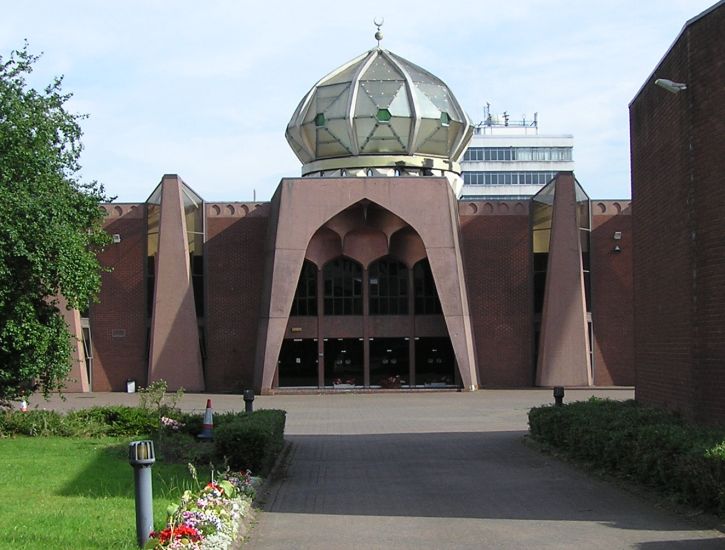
[[0, 44, 110, 403]]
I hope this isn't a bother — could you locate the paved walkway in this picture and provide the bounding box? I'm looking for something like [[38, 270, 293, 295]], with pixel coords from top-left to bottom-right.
[[36, 389, 725, 548]]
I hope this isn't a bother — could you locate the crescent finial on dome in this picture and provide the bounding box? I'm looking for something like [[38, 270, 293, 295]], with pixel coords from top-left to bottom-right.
[[374, 17, 384, 47]]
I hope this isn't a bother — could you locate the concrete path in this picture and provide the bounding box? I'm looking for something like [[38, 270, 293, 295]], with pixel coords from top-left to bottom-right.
[[34, 389, 725, 548], [243, 390, 725, 550]]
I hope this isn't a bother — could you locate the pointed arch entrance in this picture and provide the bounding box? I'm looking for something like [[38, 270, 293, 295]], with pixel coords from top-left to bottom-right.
[[254, 176, 478, 392], [275, 200, 462, 389]]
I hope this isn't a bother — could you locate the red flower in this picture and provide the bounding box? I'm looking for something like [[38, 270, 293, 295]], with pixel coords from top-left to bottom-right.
[[151, 524, 201, 543]]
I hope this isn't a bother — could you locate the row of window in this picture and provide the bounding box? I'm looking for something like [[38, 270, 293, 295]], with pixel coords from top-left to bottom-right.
[[291, 258, 442, 316], [463, 171, 558, 186], [463, 147, 572, 162]]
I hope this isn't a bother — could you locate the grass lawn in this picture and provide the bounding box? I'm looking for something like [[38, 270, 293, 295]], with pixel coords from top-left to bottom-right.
[[0, 437, 203, 549]]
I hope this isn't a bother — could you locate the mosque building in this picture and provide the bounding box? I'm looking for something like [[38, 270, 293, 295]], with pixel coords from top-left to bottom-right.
[[62, 30, 634, 394]]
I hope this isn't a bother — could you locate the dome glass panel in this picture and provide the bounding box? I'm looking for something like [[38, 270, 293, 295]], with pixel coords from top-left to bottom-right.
[[360, 80, 406, 110], [362, 54, 404, 81]]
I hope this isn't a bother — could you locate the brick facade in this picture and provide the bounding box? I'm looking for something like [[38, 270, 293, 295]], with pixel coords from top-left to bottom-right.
[[91, 204, 147, 391], [630, 3, 725, 422], [459, 201, 534, 386], [591, 202, 634, 386], [204, 203, 269, 392], [89, 189, 634, 393]]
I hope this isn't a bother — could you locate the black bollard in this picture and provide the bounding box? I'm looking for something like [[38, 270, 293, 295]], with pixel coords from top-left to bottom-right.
[[243, 389, 255, 414], [129, 440, 155, 548], [553, 386, 565, 407]]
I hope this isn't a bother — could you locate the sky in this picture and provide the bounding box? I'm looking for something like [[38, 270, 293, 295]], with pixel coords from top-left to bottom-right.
[[0, 0, 716, 202]]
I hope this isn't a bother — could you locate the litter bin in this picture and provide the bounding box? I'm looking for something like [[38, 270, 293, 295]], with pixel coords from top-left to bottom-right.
[[126, 379, 136, 393]]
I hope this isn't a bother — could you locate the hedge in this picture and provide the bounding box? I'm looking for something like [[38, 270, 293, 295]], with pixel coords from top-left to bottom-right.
[[0, 406, 287, 477], [0, 406, 158, 437], [528, 398, 725, 516], [214, 410, 286, 476]]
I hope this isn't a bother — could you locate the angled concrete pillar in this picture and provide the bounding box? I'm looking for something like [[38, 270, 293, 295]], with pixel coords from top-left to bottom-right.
[[59, 298, 90, 392], [148, 175, 204, 391], [536, 173, 592, 386]]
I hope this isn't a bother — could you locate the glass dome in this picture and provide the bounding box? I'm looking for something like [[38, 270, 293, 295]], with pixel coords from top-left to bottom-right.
[[286, 47, 473, 175]]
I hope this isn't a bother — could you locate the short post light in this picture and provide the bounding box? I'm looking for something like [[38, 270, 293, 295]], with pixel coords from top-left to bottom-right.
[[553, 386, 565, 407], [128, 440, 155, 548], [243, 389, 255, 414]]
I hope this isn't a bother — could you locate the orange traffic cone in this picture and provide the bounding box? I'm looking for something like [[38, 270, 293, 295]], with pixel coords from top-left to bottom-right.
[[20, 400, 28, 413], [198, 399, 214, 440]]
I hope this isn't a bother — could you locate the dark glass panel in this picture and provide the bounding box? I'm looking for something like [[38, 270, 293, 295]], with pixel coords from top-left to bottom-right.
[[369, 258, 408, 316], [413, 259, 442, 315], [291, 261, 318, 316], [323, 258, 362, 315]]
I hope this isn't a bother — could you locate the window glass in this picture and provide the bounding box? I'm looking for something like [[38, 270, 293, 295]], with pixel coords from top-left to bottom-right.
[[414, 259, 442, 314], [291, 261, 318, 316], [369, 258, 408, 315], [323, 258, 363, 315]]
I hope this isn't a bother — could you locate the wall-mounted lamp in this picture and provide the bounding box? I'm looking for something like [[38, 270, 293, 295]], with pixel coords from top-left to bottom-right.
[[655, 78, 687, 94], [612, 231, 622, 253]]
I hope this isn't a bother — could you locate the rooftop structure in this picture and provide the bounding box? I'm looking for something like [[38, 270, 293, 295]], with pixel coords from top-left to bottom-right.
[[460, 105, 574, 199]]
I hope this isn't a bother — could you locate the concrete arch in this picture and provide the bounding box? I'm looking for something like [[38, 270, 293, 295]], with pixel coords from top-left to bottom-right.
[[343, 227, 389, 268], [389, 227, 426, 268], [306, 227, 343, 268], [254, 177, 479, 392]]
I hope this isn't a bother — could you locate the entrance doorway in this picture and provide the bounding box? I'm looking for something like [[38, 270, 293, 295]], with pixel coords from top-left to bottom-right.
[[369, 337, 409, 388], [415, 337, 456, 387], [278, 339, 318, 387], [324, 338, 363, 386]]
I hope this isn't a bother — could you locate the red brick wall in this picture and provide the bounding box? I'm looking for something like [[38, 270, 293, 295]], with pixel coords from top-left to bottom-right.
[[204, 203, 269, 392], [630, 5, 725, 422], [591, 203, 634, 386], [459, 201, 533, 386], [92, 205, 147, 391], [689, 8, 725, 422]]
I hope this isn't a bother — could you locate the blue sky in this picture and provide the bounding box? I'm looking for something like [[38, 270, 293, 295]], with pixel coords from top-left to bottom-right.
[[1, 0, 715, 202]]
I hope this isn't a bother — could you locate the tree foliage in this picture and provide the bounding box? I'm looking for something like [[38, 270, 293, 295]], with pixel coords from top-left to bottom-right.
[[0, 44, 110, 402]]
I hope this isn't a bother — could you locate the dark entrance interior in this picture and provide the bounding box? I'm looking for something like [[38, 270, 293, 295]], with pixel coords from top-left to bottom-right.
[[278, 339, 318, 387], [324, 338, 363, 386], [369, 337, 409, 388], [415, 337, 456, 386]]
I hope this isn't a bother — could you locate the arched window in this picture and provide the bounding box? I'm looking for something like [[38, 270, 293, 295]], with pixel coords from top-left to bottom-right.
[[291, 260, 318, 316], [369, 257, 408, 315], [414, 259, 442, 314], [323, 258, 363, 315]]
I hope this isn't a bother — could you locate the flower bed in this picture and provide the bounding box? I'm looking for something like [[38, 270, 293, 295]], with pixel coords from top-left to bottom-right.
[[147, 467, 259, 549]]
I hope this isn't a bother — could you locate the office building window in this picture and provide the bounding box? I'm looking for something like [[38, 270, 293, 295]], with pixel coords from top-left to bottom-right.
[[463, 147, 572, 162], [462, 171, 558, 186]]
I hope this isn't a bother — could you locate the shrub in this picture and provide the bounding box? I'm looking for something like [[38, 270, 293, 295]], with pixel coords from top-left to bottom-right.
[[138, 379, 184, 415], [528, 398, 725, 516], [0, 406, 158, 437], [0, 409, 67, 436], [67, 406, 159, 436], [214, 410, 286, 476]]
